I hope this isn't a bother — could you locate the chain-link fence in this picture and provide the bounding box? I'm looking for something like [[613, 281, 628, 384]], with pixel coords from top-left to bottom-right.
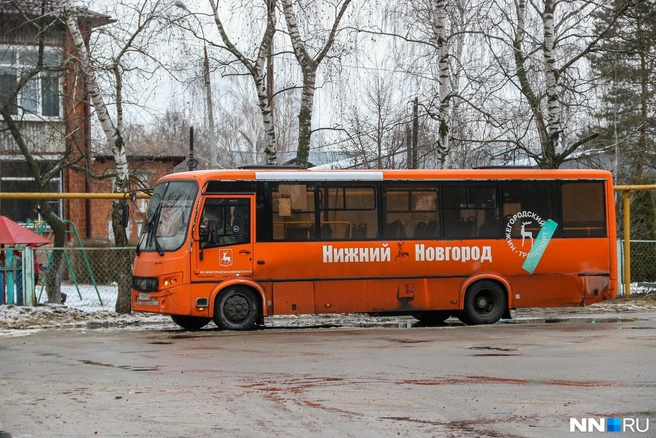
[[618, 240, 656, 295], [1, 247, 135, 310]]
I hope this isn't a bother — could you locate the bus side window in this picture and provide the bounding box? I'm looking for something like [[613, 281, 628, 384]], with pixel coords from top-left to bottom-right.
[[272, 183, 316, 241], [200, 199, 250, 247], [384, 187, 438, 240], [200, 205, 225, 247], [319, 186, 377, 241], [561, 182, 606, 237], [228, 205, 250, 244], [502, 181, 559, 238]]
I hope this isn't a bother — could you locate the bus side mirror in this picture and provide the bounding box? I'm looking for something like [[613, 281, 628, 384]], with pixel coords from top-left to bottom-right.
[[200, 224, 210, 240]]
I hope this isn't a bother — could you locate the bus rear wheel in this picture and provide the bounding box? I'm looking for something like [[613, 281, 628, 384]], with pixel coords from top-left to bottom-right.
[[170, 315, 212, 331], [463, 281, 507, 325], [214, 287, 261, 331]]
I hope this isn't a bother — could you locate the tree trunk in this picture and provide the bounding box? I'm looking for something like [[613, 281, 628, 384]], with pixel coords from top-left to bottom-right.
[[436, 0, 450, 166], [209, 0, 277, 165], [296, 69, 316, 168], [112, 201, 132, 313], [40, 201, 66, 304], [513, 0, 553, 168], [637, 12, 647, 178], [282, 0, 351, 168], [64, 0, 132, 313], [542, 0, 560, 167]]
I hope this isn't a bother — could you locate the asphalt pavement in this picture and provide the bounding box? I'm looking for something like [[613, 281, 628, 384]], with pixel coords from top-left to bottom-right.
[[1, 312, 655, 438]]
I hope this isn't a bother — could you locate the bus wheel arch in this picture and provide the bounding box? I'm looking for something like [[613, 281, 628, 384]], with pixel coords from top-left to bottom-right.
[[462, 279, 508, 325], [460, 274, 512, 307], [213, 285, 262, 330], [209, 279, 267, 315]]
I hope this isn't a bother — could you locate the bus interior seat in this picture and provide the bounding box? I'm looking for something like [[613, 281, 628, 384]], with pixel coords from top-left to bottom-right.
[[413, 221, 427, 238], [455, 216, 465, 237], [427, 220, 438, 237], [387, 220, 406, 240], [342, 223, 353, 239], [466, 216, 477, 237], [359, 223, 368, 239], [353, 223, 367, 239], [321, 223, 333, 240]]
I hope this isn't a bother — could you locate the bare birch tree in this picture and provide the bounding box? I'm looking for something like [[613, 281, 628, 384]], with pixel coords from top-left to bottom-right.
[[205, 0, 278, 165], [62, 0, 173, 313], [281, 0, 351, 168], [488, 0, 631, 168], [356, 0, 491, 168]]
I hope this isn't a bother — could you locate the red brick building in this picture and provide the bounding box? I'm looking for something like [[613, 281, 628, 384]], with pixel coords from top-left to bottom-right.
[[0, 1, 184, 243], [76, 155, 184, 243]]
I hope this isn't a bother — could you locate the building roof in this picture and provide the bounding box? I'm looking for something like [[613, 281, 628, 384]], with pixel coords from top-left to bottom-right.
[[94, 154, 187, 166], [0, 0, 114, 28]]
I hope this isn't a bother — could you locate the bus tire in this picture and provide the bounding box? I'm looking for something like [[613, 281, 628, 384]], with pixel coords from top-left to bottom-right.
[[214, 286, 261, 331], [463, 280, 507, 325], [413, 311, 451, 326], [170, 315, 212, 331]]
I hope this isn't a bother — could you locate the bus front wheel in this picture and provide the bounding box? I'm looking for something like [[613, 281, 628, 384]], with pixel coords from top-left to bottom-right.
[[214, 287, 261, 331], [463, 281, 507, 325], [170, 315, 212, 331]]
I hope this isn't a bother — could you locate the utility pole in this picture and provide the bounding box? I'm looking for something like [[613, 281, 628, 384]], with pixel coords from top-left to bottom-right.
[[406, 125, 412, 169], [204, 46, 218, 169], [188, 126, 198, 171], [412, 97, 419, 169], [174, 2, 217, 169]]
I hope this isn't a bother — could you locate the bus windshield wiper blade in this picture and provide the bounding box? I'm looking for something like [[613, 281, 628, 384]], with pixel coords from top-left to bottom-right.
[[154, 234, 164, 256], [140, 202, 165, 256]]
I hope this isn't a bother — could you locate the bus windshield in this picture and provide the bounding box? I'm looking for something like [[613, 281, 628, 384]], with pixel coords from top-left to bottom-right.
[[137, 180, 198, 254]]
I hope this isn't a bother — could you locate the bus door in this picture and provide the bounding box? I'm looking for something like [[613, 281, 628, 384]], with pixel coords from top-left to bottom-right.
[[192, 196, 254, 280]]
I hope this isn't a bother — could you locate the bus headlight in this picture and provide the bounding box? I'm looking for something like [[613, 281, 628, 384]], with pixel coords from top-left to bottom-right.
[[132, 276, 158, 292], [162, 273, 182, 288]]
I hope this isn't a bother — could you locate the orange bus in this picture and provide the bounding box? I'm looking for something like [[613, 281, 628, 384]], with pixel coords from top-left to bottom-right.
[[131, 168, 617, 330]]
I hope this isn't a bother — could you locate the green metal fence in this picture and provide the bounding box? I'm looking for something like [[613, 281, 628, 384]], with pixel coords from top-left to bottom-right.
[[0, 247, 136, 310], [617, 240, 656, 295]]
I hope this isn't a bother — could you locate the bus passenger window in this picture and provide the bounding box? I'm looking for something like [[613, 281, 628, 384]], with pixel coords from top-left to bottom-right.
[[442, 184, 498, 239], [561, 182, 606, 237], [272, 183, 316, 241], [502, 181, 559, 239], [319, 187, 378, 241], [384, 187, 439, 240]]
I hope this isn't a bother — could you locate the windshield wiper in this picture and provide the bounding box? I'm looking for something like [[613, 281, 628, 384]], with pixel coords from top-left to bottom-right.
[[138, 202, 164, 256]]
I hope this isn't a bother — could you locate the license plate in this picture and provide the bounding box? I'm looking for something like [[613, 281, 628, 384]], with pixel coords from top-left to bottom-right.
[[138, 293, 150, 301]]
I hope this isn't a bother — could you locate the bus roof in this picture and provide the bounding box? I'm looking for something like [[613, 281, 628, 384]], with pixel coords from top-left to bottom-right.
[[156, 168, 614, 184]]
